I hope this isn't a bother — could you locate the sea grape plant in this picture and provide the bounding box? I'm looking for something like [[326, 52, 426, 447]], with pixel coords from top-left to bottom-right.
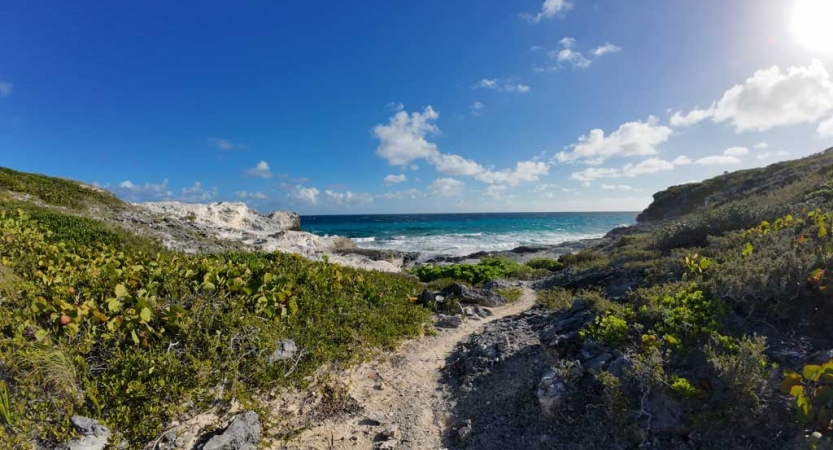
[[782, 360, 833, 430]]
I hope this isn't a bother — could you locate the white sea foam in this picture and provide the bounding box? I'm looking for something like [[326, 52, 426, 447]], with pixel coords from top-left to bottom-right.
[[351, 231, 604, 258]]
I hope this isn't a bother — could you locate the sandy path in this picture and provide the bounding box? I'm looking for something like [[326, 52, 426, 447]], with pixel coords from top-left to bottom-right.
[[277, 288, 537, 450]]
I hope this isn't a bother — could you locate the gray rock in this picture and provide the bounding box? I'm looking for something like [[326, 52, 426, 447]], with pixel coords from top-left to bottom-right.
[[381, 424, 398, 439], [584, 353, 613, 375], [483, 279, 512, 291], [451, 419, 473, 443], [435, 314, 464, 329], [444, 283, 508, 307], [202, 411, 261, 450], [417, 288, 434, 306], [463, 305, 492, 320], [539, 300, 595, 364], [606, 354, 633, 378], [62, 416, 111, 450], [266, 339, 298, 364], [374, 441, 397, 450], [640, 391, 684, 435], [537, 369, 568, 418]]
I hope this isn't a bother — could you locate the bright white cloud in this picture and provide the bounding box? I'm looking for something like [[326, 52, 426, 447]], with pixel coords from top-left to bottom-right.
[[570, 167, 620, 182], [325, 189, 374, 205], [429, 178, 464, 197], [694, 155, 742, 165], [288, 186, 320, 205], [671, 60, 833, 132], [621, 158, 675, 177], [115, 179, 172, 201], [0, 81, 11, 97], [819, 115, 833, 137], [476, 160, 550, 186], [180, 182, 217, 202], [600, 184, 633, 191], [472, 79, 531, 93], [374, 106, 440, 166], [384, 174, 407, 185], [430, 153, 484, 176], [245, 161, 273, 179], [673, 155, 693, 165], [556, 116, 672, 163], [592, 43, 622, 57], [723, 146, 749, 156], [235, 191, 267, 200], [522, 0, 573, 23]]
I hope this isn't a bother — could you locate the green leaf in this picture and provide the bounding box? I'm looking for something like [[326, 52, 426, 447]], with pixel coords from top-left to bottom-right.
[[131, 330, 140, 345], [107, 298, 122, 312], [202, 281, 216, 292], [742, 242, 754, 257], [804, 364, 823, 382], [115, 283, 128, 298], [140, 307, 151, 323], [790, 384, 805, 398], [781, 377, 802, 395]]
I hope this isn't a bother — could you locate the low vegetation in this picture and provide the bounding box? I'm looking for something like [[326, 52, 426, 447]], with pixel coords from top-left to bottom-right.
[[411, 256, 549, 286]]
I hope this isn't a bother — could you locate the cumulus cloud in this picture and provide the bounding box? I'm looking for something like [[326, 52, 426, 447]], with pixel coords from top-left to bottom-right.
[[670, 60, 833, 132], [114, 179, 172, 202], [374, 106, 440, 166], [621, 158, 675, 176], [324, 190, 374, 206], [723, 146, 749, 156], [673, 155, 693, 165], [0, 81, 12, 97], [472, 79, 531, 93], [551, 38, 591, 69], [180, 182, 218, 202], [819, 116, 833, 137], [429, 178, 464, 197], [373, 106, 549, 186], [601, 184, 633, 191], [384, 174, 407, 185], [555, 116, 672, 164], [694, 155, 742, 165], [288, 186, 319, 205], [570, 167, 620, 182], [521, 0, 573, 23], [235, 191, 267, 200], [245, 161, 273, 179], [376, 189, 423, 200]]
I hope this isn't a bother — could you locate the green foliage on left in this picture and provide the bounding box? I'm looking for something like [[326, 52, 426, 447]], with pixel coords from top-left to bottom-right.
[[0, 208, 431, 445], [0, 167, 123, 209]]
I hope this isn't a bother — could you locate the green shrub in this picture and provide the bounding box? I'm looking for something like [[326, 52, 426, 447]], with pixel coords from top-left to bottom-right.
[[558, 250, 609, 269], [537, 288, 575, 310], [0, 209, 432, 444], [425, 277, 468, 292], [496, 287, 523, 302], [581, 312, 630, 346], [645, 288, 725, 346], [525, 258, 564, 271], [670, 375, 699, 399], [412, 256, 543, 285], [0, 167, 123, 209], [705, 334, 770, 412]]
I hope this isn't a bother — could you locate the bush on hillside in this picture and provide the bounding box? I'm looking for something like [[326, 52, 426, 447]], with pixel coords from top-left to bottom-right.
[[525, 258, 564, 271], [411, 256, 546, 285]]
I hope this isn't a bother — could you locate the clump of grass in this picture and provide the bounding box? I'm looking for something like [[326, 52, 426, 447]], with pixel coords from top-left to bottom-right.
[[496, 287, 524, 302]]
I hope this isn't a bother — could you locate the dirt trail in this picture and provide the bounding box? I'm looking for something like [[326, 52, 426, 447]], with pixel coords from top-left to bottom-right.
[[278, 288, 538, 450]]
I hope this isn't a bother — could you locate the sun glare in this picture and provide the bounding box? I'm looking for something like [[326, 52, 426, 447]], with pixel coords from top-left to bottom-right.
[[792, 0, 833, 52]]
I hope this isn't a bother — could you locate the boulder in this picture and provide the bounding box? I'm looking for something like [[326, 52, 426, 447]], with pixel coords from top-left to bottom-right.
[[435, 315, 464, 329], [444, 283, 507, 307], [201, 411, 261, 450], [537, 369, 568, 418], [463, 305, 493, 319], [61, 416, 111, 450], [539, 300, 595, 364], [266, 339, 298, 364], [451, 419, 473, 443]]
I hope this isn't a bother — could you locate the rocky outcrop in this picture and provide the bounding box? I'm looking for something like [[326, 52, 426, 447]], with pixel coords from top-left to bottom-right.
[[60, 416, 111, 450], [443, 283, 508, 307], [200, 411, 261, 450]]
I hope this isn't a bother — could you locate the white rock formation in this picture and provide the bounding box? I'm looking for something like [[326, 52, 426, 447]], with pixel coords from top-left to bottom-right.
[[134, 202, 401, 272]]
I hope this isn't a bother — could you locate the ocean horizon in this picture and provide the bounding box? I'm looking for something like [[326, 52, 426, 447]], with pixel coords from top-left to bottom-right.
[[301, 211, 638, 258]]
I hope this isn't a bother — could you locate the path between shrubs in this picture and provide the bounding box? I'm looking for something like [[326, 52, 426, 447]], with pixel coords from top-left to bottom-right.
[[278, 287, 539, 450]]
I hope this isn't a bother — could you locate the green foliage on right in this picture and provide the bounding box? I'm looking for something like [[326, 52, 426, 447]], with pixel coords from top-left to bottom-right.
[[781, 360, 833, 430]]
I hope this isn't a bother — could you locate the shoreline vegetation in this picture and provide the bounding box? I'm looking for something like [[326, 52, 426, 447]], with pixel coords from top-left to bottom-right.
[[2, 148, 833, 448]]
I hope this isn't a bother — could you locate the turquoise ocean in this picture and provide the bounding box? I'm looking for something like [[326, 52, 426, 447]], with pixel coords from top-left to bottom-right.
[[301, 212, 638, 258]]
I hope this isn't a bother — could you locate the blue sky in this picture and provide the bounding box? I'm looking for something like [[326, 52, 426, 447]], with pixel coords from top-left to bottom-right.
[[1, 0, 833, 214]]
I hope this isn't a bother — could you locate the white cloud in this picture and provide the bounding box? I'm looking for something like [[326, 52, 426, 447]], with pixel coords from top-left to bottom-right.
[[673, 155, 693, 165], [819, 115, 833, 137], [209, 137, 246, 151], [694, 155, 742, 165], [180, 182, 217, 202], [723, 146, 749, 156], [430, 153, 484, 176], [592, 43, 622, 57], [324, 190, 374, 206], [671, 60, 833, 132], [570, 167, 620, 182], [600, 184, 633, 191], [756, 151, 789, 160], [245, 161, 273, 179], [476, 160, 550, 186], [556, 116, 672, 163], [384, 174, 407, 185], [754, 141, 769, 149], [522, 0, 573, 23], [289, 186, 320, 205], [115, 179, 172, 202], [472, 79, 530, 93], [235, 191, 267, 200], [429, 178, 464, 197], [484, 185, 509, 198], [0, 81, 12, 97], [374, 106, 440, 166], [471, 101, 485, 115], [376, 189, 423, 200], [621, 158, 675, 176]]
